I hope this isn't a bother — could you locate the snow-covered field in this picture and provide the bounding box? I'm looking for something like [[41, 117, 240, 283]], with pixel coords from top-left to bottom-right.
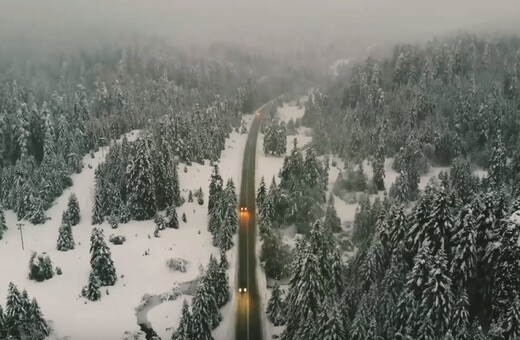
[[0, 115, 255, 340]]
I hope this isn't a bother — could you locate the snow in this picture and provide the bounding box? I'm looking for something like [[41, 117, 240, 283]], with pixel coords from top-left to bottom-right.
[[0, 116, 253, 340]]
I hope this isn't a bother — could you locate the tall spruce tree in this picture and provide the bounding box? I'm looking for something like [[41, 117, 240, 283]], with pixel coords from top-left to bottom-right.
[[126, 137, 156, 220], [65, 193, 80, 226], [82, 272, 102, 301], [267, 282, 285, 326], [56, 220, 75, 251], [208, 164, 223, 212], [0, 208, 6, 240], [89, 227, 117, 286], [323, 194, 341, 233], [172, 300, 192, 340]]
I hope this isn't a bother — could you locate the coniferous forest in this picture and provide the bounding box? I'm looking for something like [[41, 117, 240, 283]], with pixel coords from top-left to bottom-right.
[[2, 1, 520, 340]]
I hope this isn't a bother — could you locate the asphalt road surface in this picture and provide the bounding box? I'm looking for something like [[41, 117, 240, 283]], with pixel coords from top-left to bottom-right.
[[235, 111, 264, 340]]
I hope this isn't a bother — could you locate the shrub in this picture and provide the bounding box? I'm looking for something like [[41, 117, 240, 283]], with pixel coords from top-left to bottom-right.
[[56, 267, 63, 275], [108, 215, 119, 229], [109, 234, 126, 245], [166, 258, 187, 273], [28, 252, 54, 282]]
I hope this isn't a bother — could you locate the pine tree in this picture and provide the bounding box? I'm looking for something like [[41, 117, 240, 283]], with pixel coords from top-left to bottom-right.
[[323, 194, 341, 233], [407, 240, 433, 298], [5, 282, 25, 338], [451, 286, 470, 336], [26, 298, 51, 340], [0, 208, 6, 240], [450, 205, 477, 285], [502, 296, 520, 339], [219, 251, 229, 270], [304, 146, 321, 189], [256, 176, 267, 210], [89, 228, 117, 286], [372, 142, 386, 191], [208, 164, 223, 212], [267, 282, 285, 326], [56, 220, 75, 251], [197, 187, 204, 206], [426, 189, 454, 256], [276, 122, 287, 156], [488, 132, 507, 187], [166, 205, 179, 229], [172, 300, 191, 340], [82, 272, 102, 301], [91, 187, 105, 225], [126, 137, 156, 220], [218, 213, 234, 252], [191, 281, 219, 340], [420, 249, 453, 335], [188, 190, 194, 203], [0, 304, 6, 340], [316, 298, 346, 340], [65, 193, 80, 226]]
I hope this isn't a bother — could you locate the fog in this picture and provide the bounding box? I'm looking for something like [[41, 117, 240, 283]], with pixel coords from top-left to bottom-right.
[[1, 0, 520, 60]]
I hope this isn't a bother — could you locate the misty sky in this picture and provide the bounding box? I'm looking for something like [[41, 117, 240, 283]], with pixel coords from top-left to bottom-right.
[[1, 0, 520, 56]]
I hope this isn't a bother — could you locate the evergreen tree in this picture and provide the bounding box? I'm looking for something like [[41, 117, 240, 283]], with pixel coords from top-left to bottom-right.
[[56, 220, 75, 251], [91, 186, 105, 225], [372, 142, 386, 191], [488, 132, 507, 187], [276, 121, 287, 156], [407, 240, 433, 298], [0, 208, 6, 240], [267, 282, 285, 326], [191, 280, 220, 340], [219, 251, 229, 270], [218, 213, 234, 252], [420, 249, 453, 336], [188, 190, 193, 203], [256, 176, 267, 210], [316, 298, 346, 340], [82, 272, 102, 301], [426, 189, 454, 256], [5, 282, 25, 338], [0, 304, 6, 340], [27, 298, 51, 339], [450, 205, 477, 285], [303, 146, 321, 189], [172, 300, 191, 340], [502, 296, 520, 339], [197, 187, 204, 206], [208, 164, 223, 212], [323, 194, 341, 233], [166, 205, 179, 229], [65, 193, 80, 226], [126, 137, 156, 220], [451, 286, 470, 337], [89, 227, 117, 286]]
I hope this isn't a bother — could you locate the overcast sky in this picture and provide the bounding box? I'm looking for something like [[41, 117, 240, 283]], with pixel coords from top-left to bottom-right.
[[1, 0, 520, 56]]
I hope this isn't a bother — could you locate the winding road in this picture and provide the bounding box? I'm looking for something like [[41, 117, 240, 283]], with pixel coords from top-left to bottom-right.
[[235, 109, 265, 340]]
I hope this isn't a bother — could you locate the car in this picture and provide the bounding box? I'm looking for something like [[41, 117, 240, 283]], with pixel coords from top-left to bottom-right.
[[240, 206, 247, 212], [238, 287, 247, 293]]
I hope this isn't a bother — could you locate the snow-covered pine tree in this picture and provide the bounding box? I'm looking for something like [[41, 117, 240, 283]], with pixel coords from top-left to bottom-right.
[[171, 300, 191, 340], [223, 179, 238, 233], [188, 190, 193, 203], [316, 298, 347, 340], [5, 282, 25, 338], [449, 205, 477, 285], [276, 122, 287, 156], [219, 251, 229, 270], [27, 298, 51, 339], [197, 187, 204, 205], [502, 296, 520, 339], [89, 227, 117, 286], [425, 189, 454, 256], [372, 142, 386, 191], [0, 208, 6, 240], [191, 281, 220, 340], [0, 304, 6, 339], [165, 205, 179, 229], [91, 185, 105, 225], [323, 193, 341, 233], [82, 272, 102, 301], [126, 137, 156, 221], [208, 164, 223, 212], [406, 240, 433, 299], [65, 193, 80, 226], [487, 131, 507, 187], [420, 248, 453, 336], [257, 176, 267, 210], [451, 285, 470, 337], [218, 213, 234, 252], [267, 282, 285, 326], [56, 220, 75, 251], [303, 146, 321, 189]]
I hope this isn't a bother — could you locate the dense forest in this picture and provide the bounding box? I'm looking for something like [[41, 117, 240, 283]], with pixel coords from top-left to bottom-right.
[[261, 34, 520, 339]]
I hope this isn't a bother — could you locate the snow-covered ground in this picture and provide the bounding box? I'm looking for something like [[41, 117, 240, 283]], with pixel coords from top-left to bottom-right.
[[0, 115, 255, 340]]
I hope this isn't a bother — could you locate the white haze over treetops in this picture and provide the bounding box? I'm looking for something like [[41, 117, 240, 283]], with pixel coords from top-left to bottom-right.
[[1, 0, 520, 60]]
